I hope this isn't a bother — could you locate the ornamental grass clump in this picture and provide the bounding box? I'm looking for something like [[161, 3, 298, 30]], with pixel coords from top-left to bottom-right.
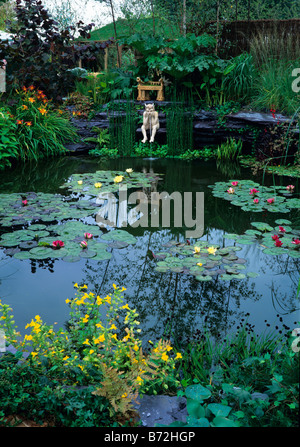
[[0, 284, 182, 421]]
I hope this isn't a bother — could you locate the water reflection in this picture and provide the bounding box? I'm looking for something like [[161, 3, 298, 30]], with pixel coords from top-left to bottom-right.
[[79, 227, 299, 344], [0, 156, 299, 343]]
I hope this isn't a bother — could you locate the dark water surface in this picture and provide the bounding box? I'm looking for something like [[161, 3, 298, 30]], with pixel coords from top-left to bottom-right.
[[0, 156, 299, 345]]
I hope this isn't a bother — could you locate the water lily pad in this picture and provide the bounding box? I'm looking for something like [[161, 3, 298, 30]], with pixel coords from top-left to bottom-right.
[[262, 247, 287, 255], [236, 239, 254, 245], [62, 255, 82, 263], [275, 219, 292, 225], [13, 251, 33, 260], [155, 266, 169, 273], [19, 240, 38, 249], [92, 251, 112, 261], [251, 222, 273, 232], [101, 229, 137, 244], [79, 250, 97, 258], [195, 275, 213, 282]]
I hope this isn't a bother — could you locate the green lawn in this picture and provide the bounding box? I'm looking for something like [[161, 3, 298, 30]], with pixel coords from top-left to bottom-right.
[[87, 17, 180, 41]]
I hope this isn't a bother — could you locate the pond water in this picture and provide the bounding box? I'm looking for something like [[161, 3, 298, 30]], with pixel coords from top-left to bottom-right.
[[0, 156, 299, 347]]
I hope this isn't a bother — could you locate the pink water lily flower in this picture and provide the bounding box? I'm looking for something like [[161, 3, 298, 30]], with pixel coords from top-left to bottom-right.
[[22, 200, 28, 206], [249, 188, 259, 195], [267, 198, 275, 204], [52, 240, 64, 249], [227, 187, 235, 194], [84, 232, 93, 239], [292, 239, 300, 245], [80, 240, 88, 248], [231, 181, 239, 186], [253, 198, 259, 204], [278, 226, 286, 233], [286, 185, 295, 192]]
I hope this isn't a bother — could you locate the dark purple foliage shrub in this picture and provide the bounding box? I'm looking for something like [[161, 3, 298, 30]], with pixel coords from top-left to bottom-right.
[[0, 0, 113, 101]]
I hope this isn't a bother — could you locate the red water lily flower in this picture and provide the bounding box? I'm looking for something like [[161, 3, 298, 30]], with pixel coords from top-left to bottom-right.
[[52, 240, 64, 249], [22, 199, 28, 206], [267, 198, 275, 204], [278, 226, 286, 233], [274, 239, 283, 247], [272, 234, 279, 240], [249, 188, 259, 195]]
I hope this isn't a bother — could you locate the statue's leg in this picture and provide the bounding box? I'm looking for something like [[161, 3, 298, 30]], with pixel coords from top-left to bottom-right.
[[141, 125, 148, 143], [150, 124, 159, 143]]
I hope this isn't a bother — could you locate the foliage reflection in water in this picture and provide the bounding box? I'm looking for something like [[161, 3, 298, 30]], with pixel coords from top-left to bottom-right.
[[0, 156, 299, 346]]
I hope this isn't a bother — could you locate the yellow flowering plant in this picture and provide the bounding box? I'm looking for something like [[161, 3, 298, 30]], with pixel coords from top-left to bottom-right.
[[0, 283, 182, 416]]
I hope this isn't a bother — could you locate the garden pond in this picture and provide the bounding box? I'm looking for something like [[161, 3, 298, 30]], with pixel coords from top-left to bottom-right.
[[0, 156, 299, 346]]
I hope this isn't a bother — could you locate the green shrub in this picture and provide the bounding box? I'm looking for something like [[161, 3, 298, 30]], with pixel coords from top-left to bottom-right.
[[0, 109, 20, 169]]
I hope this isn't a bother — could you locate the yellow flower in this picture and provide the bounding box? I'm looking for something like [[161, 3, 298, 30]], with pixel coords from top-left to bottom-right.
[[83, 338, 90, 345], [82, 314, 89, 323], [96, 322, 104, 329], [197, 262, 203, 267], [77, 180, 83, 185], [96, 296, 103, 305], [193, 246, 201, 254], [113, 283, 117, 289], [95, 334, 105, 343], [122, 303, 130, 310], [28, 97, 35, 103], [175, 352, 182, 360], [89, 350, 95, 354], [122, 392, 128, 398], [65, 299, 71, 304], [111, 333, 117, 340], [133, 344, 139, 352], [136, 376, 143, 384], [74, 283, 78, 288], [94, 182, 102, 188], [63, 355, 69, 361], [110, 324, 117, 330], [105, 295, 111, 304], [161, 353, 169, 361], [31, 352, 38, 358], [207, 246, 217, 255], [114, 175, 123, 183], [24, 334, 33, 341], [166, 346, 173, 351]]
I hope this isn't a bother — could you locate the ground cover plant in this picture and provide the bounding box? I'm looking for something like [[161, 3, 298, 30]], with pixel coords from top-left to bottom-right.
[[164, 325, 299, 427]]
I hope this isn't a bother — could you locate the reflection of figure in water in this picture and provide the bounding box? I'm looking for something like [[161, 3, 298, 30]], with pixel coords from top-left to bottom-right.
[[141, 104, 160, 143]]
